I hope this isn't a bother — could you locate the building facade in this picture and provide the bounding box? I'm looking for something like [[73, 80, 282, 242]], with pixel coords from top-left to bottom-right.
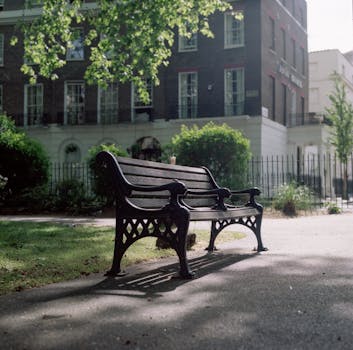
[[0, 0, 309, 162]]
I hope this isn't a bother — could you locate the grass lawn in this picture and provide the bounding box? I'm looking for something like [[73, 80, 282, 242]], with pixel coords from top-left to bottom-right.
[[0, 221, 245, 295]]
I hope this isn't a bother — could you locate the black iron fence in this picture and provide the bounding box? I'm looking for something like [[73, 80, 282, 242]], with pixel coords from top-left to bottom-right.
[[50, 162, 93, 196], [49, 153, 353, 205]]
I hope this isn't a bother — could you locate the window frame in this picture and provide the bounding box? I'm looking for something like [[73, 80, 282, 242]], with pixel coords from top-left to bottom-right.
[[0, 85, 3, 113], [66, 28, 84, 61], [281, 28, 286, 60], [178, 32, 198, 52], [269, 17, 275, 51], [97, 82, 119, 124], [64, 81, 85, 125], [178, 71, 198, 119], [24, 83, 44, 126], [132, 79, 153, 109], [0, 33, 4, 66], [224, 67, 245, 116], [224, 11, 244, 49]]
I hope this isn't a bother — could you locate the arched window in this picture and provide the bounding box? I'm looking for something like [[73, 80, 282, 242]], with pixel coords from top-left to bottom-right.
[[64, 143, 81, 163], [131, 137, 161, 162]]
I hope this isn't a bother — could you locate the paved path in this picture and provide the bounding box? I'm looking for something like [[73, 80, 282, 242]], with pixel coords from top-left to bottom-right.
[[1, 213, 353, 349]]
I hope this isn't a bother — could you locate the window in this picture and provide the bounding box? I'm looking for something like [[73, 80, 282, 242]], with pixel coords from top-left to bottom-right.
[[269, 17, 275, 50], [64, 143, 81, 163], [224, 68, 245, 116], [300, 46, 305, 75], [281, 28, 286, 60], [0, 33, 4, 66], [299, 8, 305, 27], [24, 84, 43, 126], [0, 85, 3, 113], [64, 81, 85, 125], [291, 38, 296, 68], [290, 90, 297, 126], [224, 11, 244, 48], [300, 96, 305, 124], [25, 0, 43, 8], [98, 82, 119, 124], [133, 79, 153, 108], [282, 83, 287, 125], [179, 32, 197, 52], [67, 28, 84, 60], [179, 72, 198, 119], [270, 76, 276, 120]]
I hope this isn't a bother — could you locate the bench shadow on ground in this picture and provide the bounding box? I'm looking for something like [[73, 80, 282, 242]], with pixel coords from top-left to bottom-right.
[[92, 251, 257, 298], [26, 250, 257, 303]]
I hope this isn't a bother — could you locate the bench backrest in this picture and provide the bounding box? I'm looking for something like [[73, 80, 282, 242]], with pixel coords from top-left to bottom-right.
[[104, 154, 219, 209]]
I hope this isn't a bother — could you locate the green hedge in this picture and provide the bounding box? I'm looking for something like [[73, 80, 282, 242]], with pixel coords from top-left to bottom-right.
[[167, 122, 251, 189]]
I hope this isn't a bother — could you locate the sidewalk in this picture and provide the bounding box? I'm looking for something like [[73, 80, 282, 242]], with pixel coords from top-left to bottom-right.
[[1, 213, 353, 349]]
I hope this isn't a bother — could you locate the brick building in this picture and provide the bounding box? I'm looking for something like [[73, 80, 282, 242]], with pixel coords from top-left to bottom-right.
[[0, 0, 309, 162]]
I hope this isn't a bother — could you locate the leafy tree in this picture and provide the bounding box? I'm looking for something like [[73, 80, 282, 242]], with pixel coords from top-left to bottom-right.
[[0, 115, 50, 198], [14, 0, 232, 100], [87, 143, 128, 205], [326, 74, 353, 199], [167, 122, 251, 189]]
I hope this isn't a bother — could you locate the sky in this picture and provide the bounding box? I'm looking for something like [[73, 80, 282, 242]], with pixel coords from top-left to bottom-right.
[[307, 0, 353, 53]]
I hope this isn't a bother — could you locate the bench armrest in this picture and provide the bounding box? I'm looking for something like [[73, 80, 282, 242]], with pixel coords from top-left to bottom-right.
[[127, 179, 187, 207], [230, 188, 261, 197], [230, 187, 262, 208], [185, 187, 231, 210]]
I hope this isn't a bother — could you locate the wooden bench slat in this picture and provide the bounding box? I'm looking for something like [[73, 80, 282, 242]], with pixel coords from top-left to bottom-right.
[[117, 157, 207, 174], [120, 164, 211, 183], [128, 197, 217, 209], [190, 207, 260, 221], [125, 174, 213, 190]]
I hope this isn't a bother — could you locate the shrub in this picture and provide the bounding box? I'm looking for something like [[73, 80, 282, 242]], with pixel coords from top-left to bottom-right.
[[0, 115, 49, 199], [87, 143, 128, 205], [166, 122, 251, 189], [272, 183, 313, 216], [54, 179, 88, 212], [326, 202, 341, 215]]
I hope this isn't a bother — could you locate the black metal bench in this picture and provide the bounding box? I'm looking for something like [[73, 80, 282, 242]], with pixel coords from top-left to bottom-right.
[[96, 151, 267, 279]]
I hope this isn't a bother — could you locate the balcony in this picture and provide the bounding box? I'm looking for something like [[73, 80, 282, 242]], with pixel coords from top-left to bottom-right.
[[287, 113, 328, 128]]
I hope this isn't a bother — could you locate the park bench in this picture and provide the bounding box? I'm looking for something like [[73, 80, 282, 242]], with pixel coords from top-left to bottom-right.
[[96, 151, 267, 279]]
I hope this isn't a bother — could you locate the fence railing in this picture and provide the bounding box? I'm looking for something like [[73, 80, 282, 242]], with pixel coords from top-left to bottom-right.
[[50, 162, 93, 196], [50, 154, 353, 206]]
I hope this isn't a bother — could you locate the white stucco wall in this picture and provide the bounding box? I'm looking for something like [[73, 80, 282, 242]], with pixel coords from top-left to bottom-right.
[[24, 116, 289, 163]]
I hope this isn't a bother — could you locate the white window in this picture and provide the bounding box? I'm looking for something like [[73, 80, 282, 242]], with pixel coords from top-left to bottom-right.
[[64, 81, 85, 125], [98, 82, 119, 124], [67, 28, 84, 61], [133, 79, 153, 108], [224, 68, 245, 116], [224, 11, 244, 49], [178, 72, 198, 119], [0, 34, 4, 66], [179, 32, 197, 52], [24, 84, 43, 126]]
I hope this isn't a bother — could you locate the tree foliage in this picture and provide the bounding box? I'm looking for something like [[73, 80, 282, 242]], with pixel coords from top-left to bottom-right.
[[326, 74, 353, 163], [15, 0, 231, 100], [168, 122, 251, 189], [0, 115, 50, 197]]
